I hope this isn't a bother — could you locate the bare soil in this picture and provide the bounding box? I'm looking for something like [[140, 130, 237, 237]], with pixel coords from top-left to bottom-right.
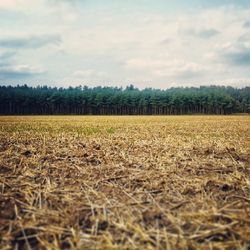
[[0, 116, 249, 250]]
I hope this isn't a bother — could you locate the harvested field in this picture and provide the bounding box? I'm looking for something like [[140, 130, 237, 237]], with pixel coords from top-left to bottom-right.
[[0, 116, 249, 250]]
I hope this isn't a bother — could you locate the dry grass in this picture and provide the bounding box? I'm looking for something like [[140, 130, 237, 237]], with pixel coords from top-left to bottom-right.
[[0, 116, 249, 250]]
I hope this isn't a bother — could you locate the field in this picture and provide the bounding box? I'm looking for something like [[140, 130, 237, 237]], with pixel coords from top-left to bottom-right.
[[0, 116, 249, 250]]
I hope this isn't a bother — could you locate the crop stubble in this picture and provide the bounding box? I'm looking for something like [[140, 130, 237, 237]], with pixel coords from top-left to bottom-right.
[[0, 116, 249, 250]]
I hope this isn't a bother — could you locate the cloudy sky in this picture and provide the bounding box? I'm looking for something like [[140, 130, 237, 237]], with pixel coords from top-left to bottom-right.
[[0, 0, 250, 88]]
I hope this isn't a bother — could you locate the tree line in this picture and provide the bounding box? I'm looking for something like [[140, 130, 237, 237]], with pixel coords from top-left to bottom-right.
[[0, 84, 249, 115]]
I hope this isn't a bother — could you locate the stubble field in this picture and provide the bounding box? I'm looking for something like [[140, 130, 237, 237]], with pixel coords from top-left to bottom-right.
[[0, 116, 249, 250]]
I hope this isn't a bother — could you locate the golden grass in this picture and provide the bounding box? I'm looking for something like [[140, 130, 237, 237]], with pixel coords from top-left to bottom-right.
[[0, 116, 249, 250]]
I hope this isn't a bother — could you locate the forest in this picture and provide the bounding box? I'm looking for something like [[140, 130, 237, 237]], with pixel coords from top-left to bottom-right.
[[0, 84, 249, 115]]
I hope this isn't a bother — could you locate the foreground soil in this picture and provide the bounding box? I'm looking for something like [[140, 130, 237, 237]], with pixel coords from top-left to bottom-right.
[[0, 116, 249, 250]]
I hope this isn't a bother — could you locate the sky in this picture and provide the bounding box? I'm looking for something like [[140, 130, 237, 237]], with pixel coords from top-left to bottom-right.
[[0, 0, 250, 89]]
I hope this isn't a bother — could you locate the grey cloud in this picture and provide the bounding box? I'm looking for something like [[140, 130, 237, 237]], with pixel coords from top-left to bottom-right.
[[238, 32, 250, 42], [160, 38, 172, 45], [0, 72, 35, 80], [0, 9, 25, 20], [0, 51, 15, 61], [243, 21, 250, 28], [197, 29, 220, 39], [0, 65, 45, 80], [218, 32, 250, 65], [0, 50, 45, 80], [0, 52, 45, 80], [0, 52, 16, 67], [174, 68, 206, 80], [222, 46, 250, 66], [224, 51, 250, 65], [187, 28, 220, 39], [0, 35, 61, 49]]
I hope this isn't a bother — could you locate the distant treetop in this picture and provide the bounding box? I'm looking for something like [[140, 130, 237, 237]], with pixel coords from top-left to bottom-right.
[[0, 85, 249, 115]]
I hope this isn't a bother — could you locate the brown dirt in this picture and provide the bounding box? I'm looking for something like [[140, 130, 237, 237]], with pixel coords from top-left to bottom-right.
[[0, 116, 249, 250]]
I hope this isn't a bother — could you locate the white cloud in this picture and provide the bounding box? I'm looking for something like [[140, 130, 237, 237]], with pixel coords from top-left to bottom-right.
[[125, 58, 208, 79], [0, 0, 28, 8], [73, 69, 107, 78], [0, 1, 249, 87], [0, 64, 44, 74], [213, 78, 250, 87], [0, 64, 45, 80], [0, 0, 43, 11]]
